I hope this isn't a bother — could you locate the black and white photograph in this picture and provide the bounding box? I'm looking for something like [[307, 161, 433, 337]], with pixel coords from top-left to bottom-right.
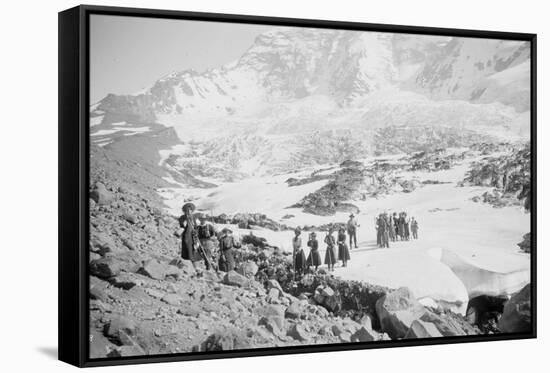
[[86, 11, 533, 361]]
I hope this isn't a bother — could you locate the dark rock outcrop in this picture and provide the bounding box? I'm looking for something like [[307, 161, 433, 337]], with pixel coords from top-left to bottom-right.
[[498, 284, 532, 333]]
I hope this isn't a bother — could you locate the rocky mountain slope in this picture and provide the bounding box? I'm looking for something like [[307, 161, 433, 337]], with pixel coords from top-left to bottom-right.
[[89, 28, 530, 179], [462, 143, 531, 211]]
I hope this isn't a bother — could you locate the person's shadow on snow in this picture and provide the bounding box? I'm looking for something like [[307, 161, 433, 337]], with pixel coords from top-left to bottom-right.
[[351, 240, 380, 251]]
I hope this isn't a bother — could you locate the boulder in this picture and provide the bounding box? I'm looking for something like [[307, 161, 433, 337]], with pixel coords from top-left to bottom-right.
[[110, 345, 145, 357], [200, 330, 248, 351], [285, 302, 302, 319], [138, 259, 166, 280], [267, 279, 284, 293], [351, 326, 378, 342], [89, 329, 117, 358], [89, 276, 110, 302], [122, 212, 137, 224], [517, 233, 531, 253], [109, 273, 137, 290], [121, 238, 136, 251], [419, 311, 467, 336], [258, 304, 286, 331], [237, 261, 259, 278], [266, 288, 280, 303], [104, 315, 137, 344], [223, 271, 250, 287], [339, 332, 352, 343], [323, 293, 341, 313], [404, 320, 443, 339], [358, 315, 373, 330], [498, 284, 532, 333], [287, 324, 310, 341], [91, 232, 123, 256], [320, 286, 335, 297], [331, 324, 345, 336], [90, 182, 114, 205], [169, 257, 196, 274], [89, 252, 102, 261], [161, 293, 182, 306], [375, 287, 427, 339], [90, 257, 122, 279]]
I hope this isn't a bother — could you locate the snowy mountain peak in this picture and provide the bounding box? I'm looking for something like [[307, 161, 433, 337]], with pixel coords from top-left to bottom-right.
[[90, 28, 530, 176]]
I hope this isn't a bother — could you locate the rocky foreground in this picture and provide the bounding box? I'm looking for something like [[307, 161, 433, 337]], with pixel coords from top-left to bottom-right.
[[88, 143, 532, 358]]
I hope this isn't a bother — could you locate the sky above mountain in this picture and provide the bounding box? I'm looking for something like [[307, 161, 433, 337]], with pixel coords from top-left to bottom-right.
[[90, 15, 270, 102]]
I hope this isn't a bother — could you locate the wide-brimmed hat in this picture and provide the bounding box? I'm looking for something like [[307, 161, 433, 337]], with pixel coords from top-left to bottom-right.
[[182, 202, 196, 212], [221, 227, 232, 234]]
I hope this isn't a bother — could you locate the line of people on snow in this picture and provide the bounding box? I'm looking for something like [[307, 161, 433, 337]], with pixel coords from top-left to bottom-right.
[[179, 202, 419, 276], [292, 220, 355, 275], [376, 212, 419, 248]]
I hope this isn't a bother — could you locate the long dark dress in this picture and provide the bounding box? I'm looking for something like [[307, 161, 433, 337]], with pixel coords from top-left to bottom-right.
[[179, 215, 201, 262], [324, 233, 337, 266], [398, 217, 405, 239], [306, 239, 322, 267], [337, 231, 351, 261], [293, 236, 307, 272]]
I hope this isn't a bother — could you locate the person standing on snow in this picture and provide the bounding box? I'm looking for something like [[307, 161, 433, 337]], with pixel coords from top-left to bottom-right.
[[388, 214, 396, 242], [411, 217, 419, 239], [404, 212, 411, 241], [306, 232, 322, 272], [337, 227, 351, 267], [381, 212, 390, 248], [292, 227, 307, 275], [347, 213, 359, 249], [324, 227, 337, 272]]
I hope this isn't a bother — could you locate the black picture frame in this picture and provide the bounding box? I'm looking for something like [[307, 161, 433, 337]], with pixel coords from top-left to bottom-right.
[[59, 4, 537, 368]]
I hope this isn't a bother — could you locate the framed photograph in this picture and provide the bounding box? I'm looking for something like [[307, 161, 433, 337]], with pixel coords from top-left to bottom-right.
[[59, 4, 536, 367]]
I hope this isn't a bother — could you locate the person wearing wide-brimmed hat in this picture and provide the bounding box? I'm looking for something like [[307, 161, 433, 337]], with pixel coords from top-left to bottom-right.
[[178, 202, 202, 263], [218, 227, 241, 271], [324, 226, 337, 272], [292, 227, 307, 275], [306, 232, 321, 271], [347, 213, 359, 249], [337, 227, 351, 267]]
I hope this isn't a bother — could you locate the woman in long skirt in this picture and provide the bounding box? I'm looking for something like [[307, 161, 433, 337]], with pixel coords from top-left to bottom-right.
[[398, 212, 406, 240], [337, 228, 351, 267], [324, 228, 337, 271], [292, 228, 307, 275], [179, 203, 202, 265], [306, 232, 322, 271]]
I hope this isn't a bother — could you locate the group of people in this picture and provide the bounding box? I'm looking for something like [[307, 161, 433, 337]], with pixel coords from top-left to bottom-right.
[[179, 202, 420, 276], [179, 202, 241, 272], [375, 212, 419, 248], [292, 224, 353, 274]]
